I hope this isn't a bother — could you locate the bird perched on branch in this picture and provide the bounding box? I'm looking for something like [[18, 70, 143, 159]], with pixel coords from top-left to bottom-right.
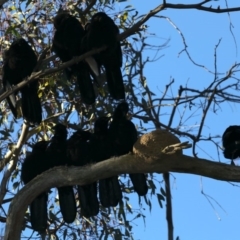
[[82, 12, 125, 100], [45, 123, 77, 223], [222, 125, 240, 164], [2, 38, 42, 124], [109, 102, 148, 196], [90, 116, 122, 207], [52, 12, 98, 105], [67, 129, 99, 217], [21, 141, 49, 233]]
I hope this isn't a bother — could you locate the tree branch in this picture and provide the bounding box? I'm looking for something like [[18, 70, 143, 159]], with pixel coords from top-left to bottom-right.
[[0, 123, 29, 171], [4, 144, 240, 240], [163, 172, 174, 240], [165, 2, 240, 13], [0, 124, 29, 205], [0, 47, 107, 103], [119, 4, 165, 41]]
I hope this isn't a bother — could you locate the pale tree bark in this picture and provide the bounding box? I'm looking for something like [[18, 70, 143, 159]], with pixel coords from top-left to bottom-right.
[[4, 141, 240, 240]]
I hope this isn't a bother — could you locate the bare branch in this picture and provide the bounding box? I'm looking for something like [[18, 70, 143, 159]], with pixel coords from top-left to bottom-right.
[[164, 2, 240, 13], [120, 1, 240, 42]]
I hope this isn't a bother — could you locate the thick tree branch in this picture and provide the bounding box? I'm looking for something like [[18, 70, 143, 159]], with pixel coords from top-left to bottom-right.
[[4, 147, 240, 239]]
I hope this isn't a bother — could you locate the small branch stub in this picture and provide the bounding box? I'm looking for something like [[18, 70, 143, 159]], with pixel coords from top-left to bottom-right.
[[162, 141, 192, 155]]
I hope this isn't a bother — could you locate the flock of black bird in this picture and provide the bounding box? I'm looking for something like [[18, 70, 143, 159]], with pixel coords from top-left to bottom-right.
[[21, 102, 148, 232], [2, 12, 125, 124], [4, 8, 239, 234], [2, 38, 42, 124], [6, 11, 147, 233]]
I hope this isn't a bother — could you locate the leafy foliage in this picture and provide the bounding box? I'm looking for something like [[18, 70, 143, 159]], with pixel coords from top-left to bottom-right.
[[0, 0, 166, 239], [1, 0, 240, 239]]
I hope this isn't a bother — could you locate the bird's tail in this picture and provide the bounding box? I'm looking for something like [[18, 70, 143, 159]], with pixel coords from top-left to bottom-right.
[[78, 183, 99, 218], [105, 64, 125, 100], [76, 62, 96, 105], [129, 173, 148, 196], [99, 176, 122, 207], [58, 186, 76, 223], [21, 85, 42, 124], [30, 193, 48, 233], [6, 96, 18, 118], [85, 56, 100, 78], [4, 81, 18, 118]]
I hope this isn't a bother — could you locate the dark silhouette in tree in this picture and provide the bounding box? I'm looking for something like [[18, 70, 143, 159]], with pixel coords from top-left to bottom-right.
[[67, 129, 99, 217], [52, 12, 97, 105], [45, 123, 77, 223], [2, 38, 42, 124], [82, 12, 125, 100], [109, 102, 148, 196], [222, 125, 240, 164], [21, 141, 49, 232], [90, 116, 122, 207]]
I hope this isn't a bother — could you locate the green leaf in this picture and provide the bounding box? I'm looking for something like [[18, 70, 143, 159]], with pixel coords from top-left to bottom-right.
[[63, 229, 67, 240], [157, 193, 165, 208], [160, 187, 166, 196], [12, 181, 19, 190], [124, 5, 133, 9], [126, 201, 132, 213], [70, 232, 77, 240], [118, 201, 126, 222], [141, 98, 148, 109], [120, 11, 128, 23], [148, 179, 156, 194]]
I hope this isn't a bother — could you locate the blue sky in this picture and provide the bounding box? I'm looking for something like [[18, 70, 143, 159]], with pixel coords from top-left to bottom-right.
[[116, 0, 240, 240], [2, 1, 240, 239]]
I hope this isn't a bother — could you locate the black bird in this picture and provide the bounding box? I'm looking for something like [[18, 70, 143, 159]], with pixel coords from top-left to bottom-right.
[[67, 130, 99, 217], [222, 125, 240, 163], [52, 12, 97, 105], [82, 12, 125, 100], [21, 141, 49, 232], [90, 117, 122, 207], [2, 38, 42, 124], [109, 102, 148, 196], [45, 123, 77, 223]]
